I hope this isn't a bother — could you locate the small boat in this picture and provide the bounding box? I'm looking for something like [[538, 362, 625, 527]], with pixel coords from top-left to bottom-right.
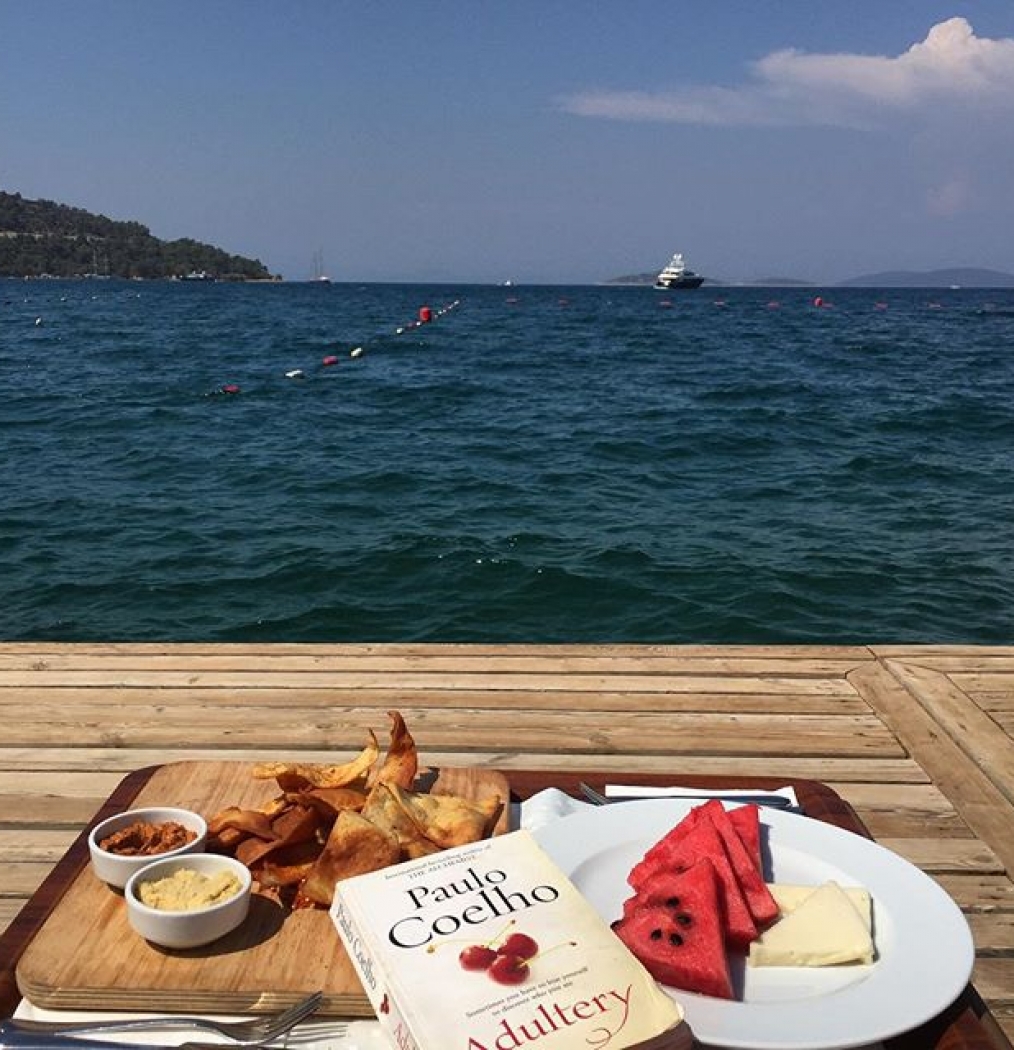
[[654, 252, 704, 290], [312, 250, 331, 284]]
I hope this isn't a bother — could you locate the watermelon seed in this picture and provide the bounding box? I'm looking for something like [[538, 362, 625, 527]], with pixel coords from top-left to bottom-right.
[[649, 928, 663, 941], [676, 913, 693, 926], [668, 932, 684, 946], [664, 896, 681, 908]]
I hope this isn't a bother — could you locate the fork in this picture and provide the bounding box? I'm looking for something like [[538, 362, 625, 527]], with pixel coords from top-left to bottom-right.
[[2, 991, 324, 1046], [577, 782, 794, 809]]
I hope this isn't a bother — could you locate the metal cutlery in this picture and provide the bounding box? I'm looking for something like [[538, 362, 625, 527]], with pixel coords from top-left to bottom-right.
[[2, 991, 324, 1047], [577, 782, 795, 809]]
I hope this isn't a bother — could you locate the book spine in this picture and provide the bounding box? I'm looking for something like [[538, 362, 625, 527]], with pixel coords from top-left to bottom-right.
[[331, 893, 423, 1050]]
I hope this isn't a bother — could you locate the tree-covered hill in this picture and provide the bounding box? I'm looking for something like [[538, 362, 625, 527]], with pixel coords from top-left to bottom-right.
[[0, 191, 277, 280]]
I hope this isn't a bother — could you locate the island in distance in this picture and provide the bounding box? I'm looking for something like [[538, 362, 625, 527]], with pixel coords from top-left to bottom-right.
[[0, 190, 278, 281], [604, 266, 1014, 289]]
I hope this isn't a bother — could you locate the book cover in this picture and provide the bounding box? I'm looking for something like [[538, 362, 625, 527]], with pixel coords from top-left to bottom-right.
[[330, 829, 689, 1050]]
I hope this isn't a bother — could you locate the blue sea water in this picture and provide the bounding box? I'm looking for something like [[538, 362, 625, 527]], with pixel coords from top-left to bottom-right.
[[1, 279, 1013, 643]]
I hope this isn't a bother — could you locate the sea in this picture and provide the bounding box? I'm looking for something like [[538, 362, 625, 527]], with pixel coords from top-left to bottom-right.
[[2, 278, 1013, 644]]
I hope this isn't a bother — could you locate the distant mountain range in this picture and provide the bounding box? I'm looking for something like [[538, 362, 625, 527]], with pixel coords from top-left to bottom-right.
[[0, 190, 277, 280], [605, 267, 1014, 288]]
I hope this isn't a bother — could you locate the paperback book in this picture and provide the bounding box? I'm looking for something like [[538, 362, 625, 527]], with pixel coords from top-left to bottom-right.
[[330, 829, 689, 1050]]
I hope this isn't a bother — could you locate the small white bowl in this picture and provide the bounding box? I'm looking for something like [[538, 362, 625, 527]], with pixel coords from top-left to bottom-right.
[[125, 853, 252, 949], [89, 806, 207, 889]]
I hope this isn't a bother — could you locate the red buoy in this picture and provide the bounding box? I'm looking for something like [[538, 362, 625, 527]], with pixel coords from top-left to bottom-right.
[[418, 305, 433, 323], [322, 355, 339, 366], [813, 296, 823, 307], [221, 384, 241, 395]]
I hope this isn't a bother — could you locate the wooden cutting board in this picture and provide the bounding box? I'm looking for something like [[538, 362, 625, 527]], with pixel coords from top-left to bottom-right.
[[16, 761, 510, 1015]]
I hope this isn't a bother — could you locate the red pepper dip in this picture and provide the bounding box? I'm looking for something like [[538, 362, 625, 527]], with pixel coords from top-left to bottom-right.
[[99, 820, 197, 856]]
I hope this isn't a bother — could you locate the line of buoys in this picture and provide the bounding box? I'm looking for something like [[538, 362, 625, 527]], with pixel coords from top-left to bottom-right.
[[394, 299, 459, 335], [211, 300, 461, 399]]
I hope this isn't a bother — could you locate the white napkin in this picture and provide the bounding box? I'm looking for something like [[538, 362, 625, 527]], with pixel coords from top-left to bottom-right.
[[9, 1004, 387, 1050], [603, 784, 800, 808]]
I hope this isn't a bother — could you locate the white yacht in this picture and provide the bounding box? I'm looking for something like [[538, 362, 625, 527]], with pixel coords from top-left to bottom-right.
[[654, 252, 704, 290]]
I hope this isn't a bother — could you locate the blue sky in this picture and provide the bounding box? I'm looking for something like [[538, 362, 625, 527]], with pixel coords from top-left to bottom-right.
[[1, 2, 1013, 283]]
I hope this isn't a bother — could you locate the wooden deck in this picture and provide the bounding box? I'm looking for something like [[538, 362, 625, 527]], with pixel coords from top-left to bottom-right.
[[2, 642, 1014, 1040]]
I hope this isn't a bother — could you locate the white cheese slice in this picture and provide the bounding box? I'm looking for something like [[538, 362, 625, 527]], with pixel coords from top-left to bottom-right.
[[768, 882, 873, 933], [748, 880, 875, 967]]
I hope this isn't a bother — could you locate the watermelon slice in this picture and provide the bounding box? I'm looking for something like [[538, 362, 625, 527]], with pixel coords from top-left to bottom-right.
[[627, 805, 704, 887], [697, 800, 778, 927], [728, 803, 762, 870], [613, 858, 734, 1000], [631, 813, 757, 949]]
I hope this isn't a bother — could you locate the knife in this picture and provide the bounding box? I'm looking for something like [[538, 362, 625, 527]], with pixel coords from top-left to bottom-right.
[[0, 1024, 203, 1050]]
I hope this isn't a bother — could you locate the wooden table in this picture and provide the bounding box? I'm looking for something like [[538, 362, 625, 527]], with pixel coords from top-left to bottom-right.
[[1, 768, 1010, 1050]]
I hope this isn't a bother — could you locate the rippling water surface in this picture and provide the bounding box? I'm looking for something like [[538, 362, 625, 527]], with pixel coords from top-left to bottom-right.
[[2, 279, 1013, 642]]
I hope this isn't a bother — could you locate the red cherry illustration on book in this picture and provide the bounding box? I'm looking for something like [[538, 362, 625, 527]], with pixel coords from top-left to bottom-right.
[[488, 936, 577, 985], [459, 944, 497, 971], [429, 921, 516, 970], [488, 952, 530, 985], [496, 932, 539, 960]]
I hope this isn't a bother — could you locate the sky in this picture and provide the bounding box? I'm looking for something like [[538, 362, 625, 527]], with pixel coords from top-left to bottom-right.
[[1, 1, 1013, 284]]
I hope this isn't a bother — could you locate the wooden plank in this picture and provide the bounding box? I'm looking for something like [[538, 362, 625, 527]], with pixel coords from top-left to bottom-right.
[[0, 902, 22, 930], [872, 647, 1014, 660], [0, 707, 903, 756], [0, 642, 876, 660], [0, 749, 928, 784], [0, 651, 874, 676], [827, 782, 971, 839], [970, 914, 1014, 954], [0, 771, 123, 797], [0, 669, 861, 694], [950, 674, 1014, 696], [971, 958, 1014, 1006], [885, 661, 1014, 809], [933, 874, 1014, 911], [0, 687, 871, 715], [876, 837, 1005, 873], [0, 863, 51, 898], [0, 831, 78, 863], [850, 662, 1014, 876]]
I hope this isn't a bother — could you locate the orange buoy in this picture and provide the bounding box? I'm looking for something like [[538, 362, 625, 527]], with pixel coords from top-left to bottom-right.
[[322, 354, 339, 366], [418, 305, 433, 323]]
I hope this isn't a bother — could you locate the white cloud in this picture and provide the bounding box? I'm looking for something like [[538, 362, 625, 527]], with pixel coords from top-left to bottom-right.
[[558, 18, 1014, 128]]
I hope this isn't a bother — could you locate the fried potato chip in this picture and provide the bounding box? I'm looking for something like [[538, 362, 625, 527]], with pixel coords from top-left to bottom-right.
[[253, 731, 381, 790], [256, 840, 322, 888], [293, 786, 369, 819], [388, 784, 502, 849], [362, 783, 440, 860], [370, 710, 419, 790], [207, 807, 279, 842], [235, 804, 322, 868], [299, 810, 401, 907]]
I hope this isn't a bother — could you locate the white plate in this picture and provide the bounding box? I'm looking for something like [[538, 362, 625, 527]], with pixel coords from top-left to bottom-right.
[[532, 799, 973, 1050]]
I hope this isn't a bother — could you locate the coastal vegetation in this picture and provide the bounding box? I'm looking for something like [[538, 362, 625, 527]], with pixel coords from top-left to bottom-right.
[[0, 191, 276, 280]]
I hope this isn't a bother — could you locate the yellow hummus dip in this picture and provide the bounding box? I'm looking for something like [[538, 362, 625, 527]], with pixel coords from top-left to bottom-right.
[[137, 867, 242, 911]]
